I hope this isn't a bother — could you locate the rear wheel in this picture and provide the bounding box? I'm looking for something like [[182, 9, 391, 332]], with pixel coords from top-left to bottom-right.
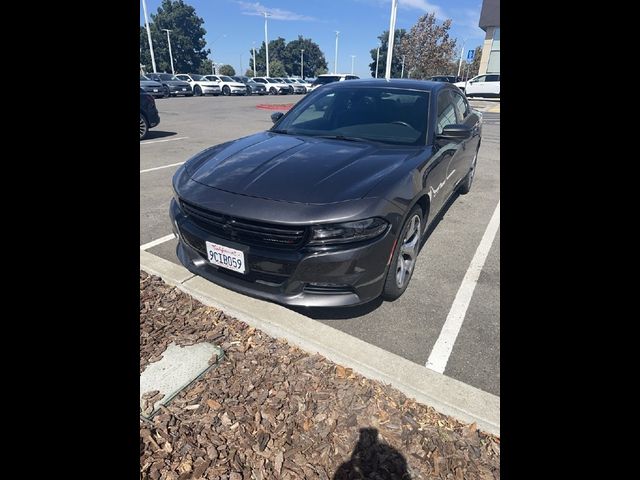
[[382, 206, 423, 300], [194, 85, 202, 96], [458, 151, 478, 195], [140, 113, 149, 140]]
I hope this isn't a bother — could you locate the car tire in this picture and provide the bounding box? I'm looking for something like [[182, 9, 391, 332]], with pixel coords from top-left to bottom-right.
[[382, 206, 423, 301], [222, 85, 231, 96], [458, 150, 478, 195], [163, 86, 170, 98], [140, 113, 149, 140], [269, 87, 277, 95], [194, 85, 202, 96]]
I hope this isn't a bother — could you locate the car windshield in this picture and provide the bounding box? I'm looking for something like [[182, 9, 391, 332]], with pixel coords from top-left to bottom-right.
[[265, 78, 276, 83], [284, 79, 295, 83], [273, 87, 430, 146], [220, 76, 234, 82], [158, 73, 179, 81], [190, 74, 204, 80], [140, 75, 151, 81], [312, 76, 341, 86]]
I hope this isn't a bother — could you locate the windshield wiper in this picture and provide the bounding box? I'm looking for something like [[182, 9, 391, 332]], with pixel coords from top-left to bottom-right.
[[270, 129, 289, 134], [317, 134, 379, 144]]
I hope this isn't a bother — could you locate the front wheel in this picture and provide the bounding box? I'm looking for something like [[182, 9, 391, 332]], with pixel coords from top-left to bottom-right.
[[222, 85, 230, 96], [194, 85, 202, 96], [458, 151, 478, 195], [382, 206, 423, 301], [140, 113, 149, 140], [269, 87, 277, 95]]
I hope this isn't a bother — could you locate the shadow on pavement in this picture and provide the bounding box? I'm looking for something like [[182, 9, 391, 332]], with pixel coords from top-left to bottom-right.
[[333, 428, 410, 480], [142, 130, 178, 140]]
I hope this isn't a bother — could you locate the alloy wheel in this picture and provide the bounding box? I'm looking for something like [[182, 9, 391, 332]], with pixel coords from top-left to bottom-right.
[[139, 114, 148, 140], [395, 214, 421, 289]]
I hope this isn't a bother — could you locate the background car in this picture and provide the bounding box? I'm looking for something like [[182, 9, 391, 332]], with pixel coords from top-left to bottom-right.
[[174, 73, 221, 96], [252, 77, 291, 95], [140, 88, 160, 140], [308, 73, 360, 92], [426, 75, 461, 83], [146, 73, 193, 97], [454, 74, 500, 97], [282, 78, 306, 94], [232, 76, 268, 95], [291, 78, 313, 90], [170, 79, 481, 307], [140, 75, 165, 98], [203, 75, 247, 96]]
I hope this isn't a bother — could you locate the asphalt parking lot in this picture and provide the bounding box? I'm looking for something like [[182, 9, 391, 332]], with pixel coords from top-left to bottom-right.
[[140, 93, 500, 396]]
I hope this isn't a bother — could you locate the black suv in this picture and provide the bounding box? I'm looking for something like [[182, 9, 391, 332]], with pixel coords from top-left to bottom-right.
[[140, 89, 160, 140]]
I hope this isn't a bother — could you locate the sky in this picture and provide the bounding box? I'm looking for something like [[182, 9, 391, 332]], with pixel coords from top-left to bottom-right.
[[140, 0, 485, 78]]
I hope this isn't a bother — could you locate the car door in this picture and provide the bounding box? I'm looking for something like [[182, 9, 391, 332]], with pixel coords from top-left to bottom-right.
[[484, 74, 500, 95], [465, 75, 486, 96], [428, 90, 461, 213], [450, 89, 481, 187]]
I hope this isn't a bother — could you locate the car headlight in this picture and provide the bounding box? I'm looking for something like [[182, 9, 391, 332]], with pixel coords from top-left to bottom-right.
[[308, 218, 389, 245]]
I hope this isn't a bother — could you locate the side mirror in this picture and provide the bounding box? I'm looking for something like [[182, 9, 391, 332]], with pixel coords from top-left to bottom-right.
[[271, 111, 284, 123], [437, 124, 472, 140]]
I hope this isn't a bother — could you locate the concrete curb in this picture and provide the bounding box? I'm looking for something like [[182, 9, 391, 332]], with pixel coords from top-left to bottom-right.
[[140, 251, 500, 437]]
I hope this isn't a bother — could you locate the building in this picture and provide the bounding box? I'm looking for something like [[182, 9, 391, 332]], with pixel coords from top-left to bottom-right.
[[478, 0, 500, 75]]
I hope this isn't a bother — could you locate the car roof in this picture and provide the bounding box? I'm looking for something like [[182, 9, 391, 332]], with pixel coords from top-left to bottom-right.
[[321, 78, 455, 92]]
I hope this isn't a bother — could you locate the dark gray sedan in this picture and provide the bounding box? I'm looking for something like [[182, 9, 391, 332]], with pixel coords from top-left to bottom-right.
[[170, 80, 481, 307], [146, 73, 193, 97], [140, 75, 165, 98]]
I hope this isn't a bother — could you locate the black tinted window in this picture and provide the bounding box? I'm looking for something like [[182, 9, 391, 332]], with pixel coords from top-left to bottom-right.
[[486, 75, 500, 82], [436, 91, 457, 134]]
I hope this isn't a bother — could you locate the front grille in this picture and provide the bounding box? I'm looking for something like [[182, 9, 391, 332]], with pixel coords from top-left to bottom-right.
[[180, 200, 307, 249]]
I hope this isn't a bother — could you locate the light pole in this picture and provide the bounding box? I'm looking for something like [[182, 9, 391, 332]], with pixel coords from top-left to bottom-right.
[[162, 29, 174, 74], [456, 39, 466, 78], [351, 55, 356, 75], [252, 42, 257, 77], [300, 49, 304, 78], [141, 0, 157, 73], [375, 46, 380, 78], [401, 55, 405, 78], [240, 53, 243, 75], [334, 31, 340, 74], [263, 12, 270, 77], [385, 0, 399, 80]]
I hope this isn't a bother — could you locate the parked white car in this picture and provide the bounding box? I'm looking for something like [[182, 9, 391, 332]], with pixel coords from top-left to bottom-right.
[[252, 77, 291, 95], [175, 73, 221, 96], [454, 74, 500, 98], [203, 75, 247, 96], [308, 73, 360, 92], [289, 77, 312, 91]]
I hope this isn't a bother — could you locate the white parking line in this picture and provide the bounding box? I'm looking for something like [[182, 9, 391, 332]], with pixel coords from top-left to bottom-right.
[[425, 201, 500, 373], [140, 136, 189, 145], [140, 233, 176, 251], [140, 162, 185, 174]]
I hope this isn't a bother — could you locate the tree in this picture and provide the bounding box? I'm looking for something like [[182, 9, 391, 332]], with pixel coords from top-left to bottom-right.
[[245, 68, 255, 77], [250, 36, 327, 78], [400, 13, 458, 79], [199, 59, 214, 75], [140, 0, 209, 74], [268, 60, 287, 77], [283, 36, 328, 79], [219, 64, 235, 76], [368, 29, 407, 78]]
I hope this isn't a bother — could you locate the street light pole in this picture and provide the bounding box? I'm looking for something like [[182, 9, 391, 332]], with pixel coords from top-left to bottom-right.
[[384, 0, 398, 80], [351, 55, 356, 75], [263, 12, 270, 77], [401, 55, 405, 78], [334, 31, 339, 74], [252, 42, 257, 77], [141, 0, 157, 73], [457, 39, 466, 78], [162, 29, 174, 74], [300, 49, 304, 78], [375, 46, 380, 78]]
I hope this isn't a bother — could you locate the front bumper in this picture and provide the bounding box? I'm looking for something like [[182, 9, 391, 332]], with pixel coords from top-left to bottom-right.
[[229, 87, 247, 95], [202, 86, 221, 94], [170, 198, 395, 307], [170, 87, 192, 95]]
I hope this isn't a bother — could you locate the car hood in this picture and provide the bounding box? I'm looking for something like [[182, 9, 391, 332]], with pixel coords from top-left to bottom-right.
[[185, 132, 415, 204], [140, 80, 162, 87]]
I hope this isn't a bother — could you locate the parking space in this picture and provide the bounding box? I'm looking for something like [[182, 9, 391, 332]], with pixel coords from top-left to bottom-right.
[[140, 93, 500, 396]]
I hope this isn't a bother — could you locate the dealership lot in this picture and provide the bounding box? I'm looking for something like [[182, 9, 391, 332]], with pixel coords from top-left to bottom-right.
[[140, 93, 500, 396]]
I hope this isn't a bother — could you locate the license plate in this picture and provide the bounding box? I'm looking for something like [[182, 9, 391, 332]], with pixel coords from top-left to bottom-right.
[[182, 88, 186, 91], [153, 89, 158, 92], [206, 241, 245, 273]]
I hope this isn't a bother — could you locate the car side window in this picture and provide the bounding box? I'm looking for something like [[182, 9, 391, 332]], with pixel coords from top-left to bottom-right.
[[451, 91, 469, 122], [486, 75, 500, 82], [472, 75, 487, 83], [436, 91, 457, 134]]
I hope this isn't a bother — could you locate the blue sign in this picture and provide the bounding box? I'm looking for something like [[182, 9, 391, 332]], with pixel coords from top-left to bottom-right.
[[467, 49, 475, 61]]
